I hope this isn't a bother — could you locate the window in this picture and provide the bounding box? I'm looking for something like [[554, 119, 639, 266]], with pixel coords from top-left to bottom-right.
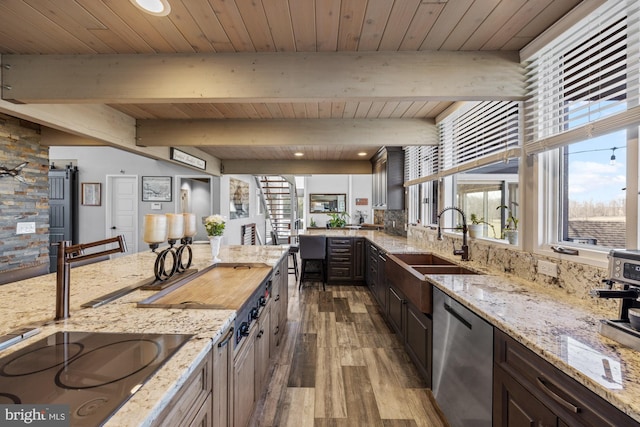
[[455, 160, 519, 240], [558, 131, 627, 248], [525, 0, 640, 257]]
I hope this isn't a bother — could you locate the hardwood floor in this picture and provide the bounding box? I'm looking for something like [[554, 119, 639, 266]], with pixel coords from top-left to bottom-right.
[[250, 274, 449, 427]]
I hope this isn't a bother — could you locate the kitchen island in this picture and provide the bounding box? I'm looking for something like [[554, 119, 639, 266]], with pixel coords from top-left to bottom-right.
[[304, 228, 640, 424], [0, 243, 289, 426], [3, 230, 640, 424]]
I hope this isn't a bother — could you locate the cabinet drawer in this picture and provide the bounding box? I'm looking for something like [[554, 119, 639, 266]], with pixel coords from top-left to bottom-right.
[[328, 266, 352, 277], [153, 350, 212, 427], [330, 247, 351, 255], [329, 256, 351, 263], [495, 329, 639, 427], [329, 238, 351, 246]]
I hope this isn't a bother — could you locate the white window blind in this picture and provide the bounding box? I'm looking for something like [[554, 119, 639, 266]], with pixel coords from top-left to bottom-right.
[[524, 0, 640, 154], [404, 101, 521, 186], [404, 145, 440, 187], [438, 101, 521, 173]]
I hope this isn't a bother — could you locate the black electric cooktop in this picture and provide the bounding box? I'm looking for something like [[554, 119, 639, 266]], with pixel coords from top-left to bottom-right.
[[0, 331, 192, 426]]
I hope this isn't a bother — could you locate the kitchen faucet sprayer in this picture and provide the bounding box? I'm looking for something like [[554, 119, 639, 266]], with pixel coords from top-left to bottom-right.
[[54, 235, 127, 320], [436, 207, 469, 261]]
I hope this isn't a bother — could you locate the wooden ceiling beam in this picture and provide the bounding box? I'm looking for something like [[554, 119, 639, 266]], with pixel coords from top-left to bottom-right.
[[1, 51, 524, 104], [135, 118, 436, 147], [221, 159, 372, 175]]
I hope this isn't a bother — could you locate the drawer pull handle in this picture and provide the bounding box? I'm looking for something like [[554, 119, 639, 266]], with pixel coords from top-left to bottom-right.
[[443, 303, 472, 330], [536, 376, 580, 414], [217, 327, 235, 348]]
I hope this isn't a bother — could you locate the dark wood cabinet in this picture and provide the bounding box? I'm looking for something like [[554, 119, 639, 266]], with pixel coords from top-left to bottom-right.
[[494, 329, 640, 427], [494, 365, 558, 427], [327, 237, 365, 284], [365, 241, 378, 289], [385, 281, 431, 386], [387, 285, 404, 335], [376, 250, 388, 311], [353, 238, 365, 280], [371, 147, 404, 210], [405, 302, 431, 384]]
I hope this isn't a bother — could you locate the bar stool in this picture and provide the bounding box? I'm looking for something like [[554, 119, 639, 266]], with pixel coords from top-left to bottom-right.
[[271, 231, 299, 280], [298, 234, 326, 291]]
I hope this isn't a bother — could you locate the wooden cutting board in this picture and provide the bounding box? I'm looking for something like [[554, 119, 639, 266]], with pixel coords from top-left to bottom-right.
[[137, 263, 272, 310]]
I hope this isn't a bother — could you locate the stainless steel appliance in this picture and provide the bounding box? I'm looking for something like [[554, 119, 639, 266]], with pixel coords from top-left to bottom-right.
[[432, 287, 493, 427], [591, 249, 640, 350], [0, 331, 192, 426]]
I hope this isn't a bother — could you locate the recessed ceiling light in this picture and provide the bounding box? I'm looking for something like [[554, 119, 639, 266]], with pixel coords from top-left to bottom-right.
[[130, 0, 171, 16], [358, 152, 368, 156], [294, 152, 304, 157]]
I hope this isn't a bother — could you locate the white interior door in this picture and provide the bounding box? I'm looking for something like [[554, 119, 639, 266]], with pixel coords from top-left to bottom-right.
[[107, 175, 138, 255]]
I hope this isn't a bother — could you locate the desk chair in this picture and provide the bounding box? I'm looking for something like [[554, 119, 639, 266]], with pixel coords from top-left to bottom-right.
[[271, 231, 299, 281], [298, 234, 326, 291]]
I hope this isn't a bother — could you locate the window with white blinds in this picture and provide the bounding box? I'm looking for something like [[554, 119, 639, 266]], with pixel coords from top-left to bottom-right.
[[524, 0, 640, 154], [404, 145, 439, 183], [438, 101, 521, 174], [404, 101, 521, 186]]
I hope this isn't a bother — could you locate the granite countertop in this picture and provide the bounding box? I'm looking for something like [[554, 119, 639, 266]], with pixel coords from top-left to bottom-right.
[[306, 229, 640, 422], [0, 243, 288, 426]]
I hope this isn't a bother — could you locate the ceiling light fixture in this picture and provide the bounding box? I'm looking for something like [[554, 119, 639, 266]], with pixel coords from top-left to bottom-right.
[[610, 147, 617, 165], [294, 152, 304, 157], [358, 152, 367, 156], [130, 0, 171, 16]]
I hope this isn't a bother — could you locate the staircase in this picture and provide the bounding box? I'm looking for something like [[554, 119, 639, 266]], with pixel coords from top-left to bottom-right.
[[257, 176, 297, 244]]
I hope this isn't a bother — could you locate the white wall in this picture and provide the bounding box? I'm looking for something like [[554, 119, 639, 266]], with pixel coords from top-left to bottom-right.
[[304, 174, 372, 227], [51, 146, 212, 252], [218, 174, 266, 245]]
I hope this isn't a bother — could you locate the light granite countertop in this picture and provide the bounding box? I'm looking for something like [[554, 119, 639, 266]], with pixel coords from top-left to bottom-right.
[[0, 243, 288, 426], [307, 229, 640, 422]]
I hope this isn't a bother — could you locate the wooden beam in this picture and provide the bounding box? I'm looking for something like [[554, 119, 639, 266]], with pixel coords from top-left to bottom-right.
[[1, 51, 525, 104], [221, 159, 372, 175], [136, 118, 436, 147]]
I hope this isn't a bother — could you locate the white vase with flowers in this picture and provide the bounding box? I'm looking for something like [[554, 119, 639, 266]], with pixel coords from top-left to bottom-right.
[[204, 214, 226, 262]]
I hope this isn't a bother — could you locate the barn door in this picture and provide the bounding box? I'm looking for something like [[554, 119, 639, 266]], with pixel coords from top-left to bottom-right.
[[48, 165, 78, 272]]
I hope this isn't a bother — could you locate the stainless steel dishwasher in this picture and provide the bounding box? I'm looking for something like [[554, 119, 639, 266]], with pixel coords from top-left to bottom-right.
[[432, 287, 493, 427]]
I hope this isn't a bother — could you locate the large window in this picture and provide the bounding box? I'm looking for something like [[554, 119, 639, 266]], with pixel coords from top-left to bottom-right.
[[525, 0, 640, 256], [455, 160, 519, 240], [559, 131, 627, 248]]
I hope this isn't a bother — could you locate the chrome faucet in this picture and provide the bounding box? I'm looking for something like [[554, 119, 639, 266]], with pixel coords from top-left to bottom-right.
[[437, 207, 469, 261], [55, 235, 127, 320]]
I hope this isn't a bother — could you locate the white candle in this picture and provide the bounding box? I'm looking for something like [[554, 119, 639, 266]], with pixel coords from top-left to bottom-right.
[[183, 213, 197, 237], [166, 213, 184, 239], [143, 214, 167, 244]]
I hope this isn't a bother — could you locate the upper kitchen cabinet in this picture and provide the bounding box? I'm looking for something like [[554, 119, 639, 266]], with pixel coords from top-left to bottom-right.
[[371, 147, 404, 210]]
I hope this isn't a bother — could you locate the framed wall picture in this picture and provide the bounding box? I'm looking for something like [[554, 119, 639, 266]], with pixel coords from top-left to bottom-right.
[[142, 176, 172, 202], [81, 182, 101, 206], [229, 178, 250, 219]]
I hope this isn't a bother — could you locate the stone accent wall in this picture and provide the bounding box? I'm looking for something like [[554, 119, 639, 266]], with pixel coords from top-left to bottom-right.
[[0, 114, 49, 281]]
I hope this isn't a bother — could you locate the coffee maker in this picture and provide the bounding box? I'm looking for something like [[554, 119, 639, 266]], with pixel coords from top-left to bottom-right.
[[591, 249, 640, 350]]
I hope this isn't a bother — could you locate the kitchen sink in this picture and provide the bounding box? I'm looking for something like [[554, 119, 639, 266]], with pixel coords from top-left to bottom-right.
[[389, 253, 455, 266], [411, 265, 480, 275], [385, 252, 483, 314]]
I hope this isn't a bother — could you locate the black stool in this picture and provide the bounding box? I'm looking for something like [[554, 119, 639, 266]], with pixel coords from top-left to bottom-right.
[[298, 234, 326, 291], [271, 231, 299, 280]]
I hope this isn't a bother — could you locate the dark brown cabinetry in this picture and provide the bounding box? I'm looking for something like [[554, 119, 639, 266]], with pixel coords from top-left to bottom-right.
[[327, 237, 365, 283], [494, 329, 640, 427], [371, 147, 404, 210], [386, 281, 431, 385]]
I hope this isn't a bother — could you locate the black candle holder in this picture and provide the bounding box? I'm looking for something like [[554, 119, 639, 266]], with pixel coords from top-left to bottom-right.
[[141, 236, 197, 290]]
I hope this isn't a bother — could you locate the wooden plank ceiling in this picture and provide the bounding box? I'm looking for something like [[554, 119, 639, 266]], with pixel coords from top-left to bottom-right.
[[0, 0, 582, 162]]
